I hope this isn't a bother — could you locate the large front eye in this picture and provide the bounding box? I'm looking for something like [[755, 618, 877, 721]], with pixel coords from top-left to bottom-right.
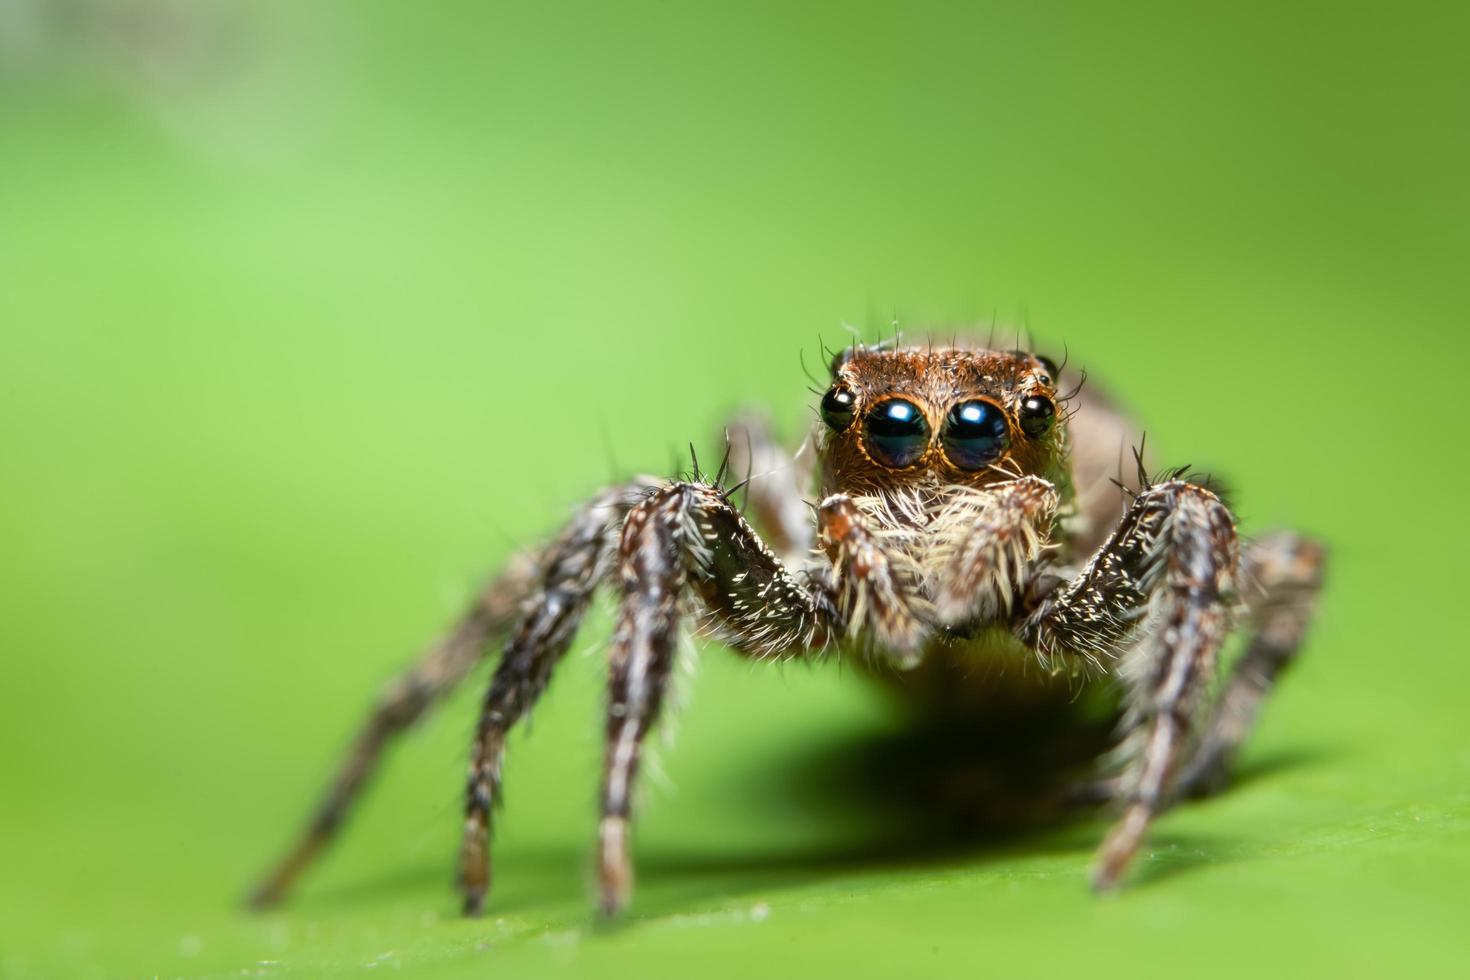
[[943, 400, 1011, 470], [821, 386, 856, 431], [864, 398, 930, 467]]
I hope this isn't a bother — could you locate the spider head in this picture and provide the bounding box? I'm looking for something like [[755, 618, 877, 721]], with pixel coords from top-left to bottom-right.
[[816, 341, 1068, 496]]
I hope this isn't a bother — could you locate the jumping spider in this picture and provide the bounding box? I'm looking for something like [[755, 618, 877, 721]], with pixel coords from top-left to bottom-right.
[[250, 337, 1325, 917]]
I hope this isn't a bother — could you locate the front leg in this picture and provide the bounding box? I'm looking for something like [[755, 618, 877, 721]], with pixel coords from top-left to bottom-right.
[[598, 481, 833, 915], [928, 476, 1061, 626], [817, 495, 934, 659], [460, 482, 645, 914], [1019, 479, 1239, 891]]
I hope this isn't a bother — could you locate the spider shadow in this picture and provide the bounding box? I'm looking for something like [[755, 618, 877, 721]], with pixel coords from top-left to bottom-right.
[[639, 703, 1118, 894], [638, 707, 1334, 904], [1216, 742, 1340, 792]]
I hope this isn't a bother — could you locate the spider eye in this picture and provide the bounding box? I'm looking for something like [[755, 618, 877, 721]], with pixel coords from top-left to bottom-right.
[[820, 386, 857, 431], [1019, 395, 1056, 438], [943, 400, 1010, 470], [864, 398, 930, 467]]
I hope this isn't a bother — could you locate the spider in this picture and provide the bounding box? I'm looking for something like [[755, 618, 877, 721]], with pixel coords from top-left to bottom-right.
[[249, 336, 1324, 917]]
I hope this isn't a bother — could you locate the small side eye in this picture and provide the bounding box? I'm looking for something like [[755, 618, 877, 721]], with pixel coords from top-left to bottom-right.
[[821, 386, 857, 431], [1019, 395, 1056, 438], [943, 400, 1010, 470], [1012, 350, 1059, 386], [864, 398, 930, 467]]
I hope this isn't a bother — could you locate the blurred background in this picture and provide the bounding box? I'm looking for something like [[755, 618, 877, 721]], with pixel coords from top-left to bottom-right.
[[1, 1, 1466, 977]]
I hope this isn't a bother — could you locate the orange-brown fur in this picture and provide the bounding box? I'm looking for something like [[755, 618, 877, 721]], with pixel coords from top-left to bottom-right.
[[822, 344, 1071, 499]]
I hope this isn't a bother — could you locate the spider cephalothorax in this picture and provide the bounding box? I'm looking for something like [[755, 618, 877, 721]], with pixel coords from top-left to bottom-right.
[[807, 345, 1078, 657], [250, 335, 1325, 919], [820, 345, 1068, 498]]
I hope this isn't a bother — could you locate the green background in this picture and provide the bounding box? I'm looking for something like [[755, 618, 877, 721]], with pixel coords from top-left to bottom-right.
[[2, 2, 1466, 977]]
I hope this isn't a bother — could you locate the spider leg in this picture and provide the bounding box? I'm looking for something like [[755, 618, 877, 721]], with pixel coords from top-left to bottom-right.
[[598, 481, 834, 915], [1175, 530, 1326, 797], [459, 482, 647, 915], [1018, 479, 1239, 892], [246, 546, 540, 908], [928, 476, 1060, 626], [817, 494, 933, 658]]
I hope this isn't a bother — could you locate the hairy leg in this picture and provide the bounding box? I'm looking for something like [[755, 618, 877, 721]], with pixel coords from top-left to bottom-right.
[[817, 494, 933, 659], [1175, 530, 1326, 797], [248, 552, 539, 908], [929, 476, 1060, 626], [1019, 480, 1239, 891], [459, 483, 646, 915], [598, 481, 833, 915]]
